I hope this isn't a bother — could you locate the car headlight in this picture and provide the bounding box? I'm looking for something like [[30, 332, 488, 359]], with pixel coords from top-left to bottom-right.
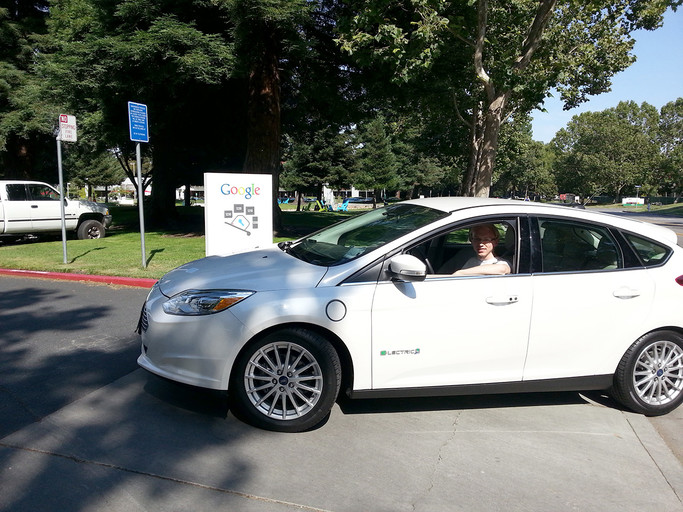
[[162, 290, 254, 316]]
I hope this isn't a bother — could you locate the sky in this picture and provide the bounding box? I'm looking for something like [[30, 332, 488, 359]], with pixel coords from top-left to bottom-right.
[[531, 8, 683, 143]]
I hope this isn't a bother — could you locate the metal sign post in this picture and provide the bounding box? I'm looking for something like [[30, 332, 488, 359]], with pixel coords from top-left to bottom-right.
[[128, 101, 149, 268], [56, 114, 77, 264]]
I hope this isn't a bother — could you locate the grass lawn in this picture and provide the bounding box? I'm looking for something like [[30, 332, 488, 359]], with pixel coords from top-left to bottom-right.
[[588, 202, 683, 216], [0, 205, 362, 279], [1, 201, 679, 279]]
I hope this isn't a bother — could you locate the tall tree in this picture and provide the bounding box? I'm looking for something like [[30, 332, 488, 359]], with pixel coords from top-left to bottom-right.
[[43, 0, 240, 223], [493, 114, 556, 199], [338, 0, 679, 197], [42, 0, 357, 229], [281, 127, 354, 206], [552, 101, 660, 200], [657, 98, 683, 201], [352, 115, 401, 206], [227, 0, 321, 229], [0, 0, 54, 180]]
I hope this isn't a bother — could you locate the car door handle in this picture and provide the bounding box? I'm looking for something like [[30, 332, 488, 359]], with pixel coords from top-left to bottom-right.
[[486, 295, 519, 305], [31, 205, 38, 208], [613, 287, 640, 299]]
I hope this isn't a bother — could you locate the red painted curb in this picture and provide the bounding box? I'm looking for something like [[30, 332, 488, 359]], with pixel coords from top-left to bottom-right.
[[0, 268, 157, 288]]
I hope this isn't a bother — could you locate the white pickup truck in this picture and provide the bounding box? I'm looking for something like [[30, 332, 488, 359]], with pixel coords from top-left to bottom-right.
[[0, 180, 112, 239]]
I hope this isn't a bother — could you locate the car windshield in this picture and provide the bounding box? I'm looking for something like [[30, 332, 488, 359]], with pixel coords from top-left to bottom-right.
[[285, 203, 448, 266]]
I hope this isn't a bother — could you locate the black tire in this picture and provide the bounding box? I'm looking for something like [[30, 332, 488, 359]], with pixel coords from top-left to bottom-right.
[[612, 330, 683, 416], [77, 219, 105, 239], [230, 328, 341, 432]]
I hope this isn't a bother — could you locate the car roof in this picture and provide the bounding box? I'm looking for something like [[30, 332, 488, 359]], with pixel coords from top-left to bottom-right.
[[400, 197, 679, 246], [0, 180, 52, 185]]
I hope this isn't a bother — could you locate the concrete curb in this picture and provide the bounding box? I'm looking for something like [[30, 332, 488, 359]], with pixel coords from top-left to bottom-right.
[[0, 268, 157, 288]]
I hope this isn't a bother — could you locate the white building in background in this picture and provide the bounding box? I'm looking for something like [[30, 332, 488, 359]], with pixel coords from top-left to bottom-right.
[[176, 185, 204, 201]]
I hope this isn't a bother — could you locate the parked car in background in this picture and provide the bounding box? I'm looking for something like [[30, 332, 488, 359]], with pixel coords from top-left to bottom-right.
[[0, 180, 112, 239], [137, 197, 683, 432], [346, 196, 374, 204]]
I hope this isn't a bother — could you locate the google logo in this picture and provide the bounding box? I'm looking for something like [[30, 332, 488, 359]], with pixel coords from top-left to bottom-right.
[[220, 183, 261, 200]]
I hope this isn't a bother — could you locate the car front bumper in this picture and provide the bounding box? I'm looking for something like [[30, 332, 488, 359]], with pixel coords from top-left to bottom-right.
[[137, 289, 251, 390]]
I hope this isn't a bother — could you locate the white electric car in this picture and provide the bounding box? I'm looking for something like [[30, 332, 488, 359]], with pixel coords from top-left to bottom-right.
[[137, 197, 683, 432]]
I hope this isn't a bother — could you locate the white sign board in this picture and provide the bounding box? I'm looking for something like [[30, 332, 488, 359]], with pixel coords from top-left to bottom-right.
[[204, 173, 273, 256], [58, 114, 77, 142]]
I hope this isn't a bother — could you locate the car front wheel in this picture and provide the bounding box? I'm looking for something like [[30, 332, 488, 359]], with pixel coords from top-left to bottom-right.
[[230, 328, 341, 432], [612, 330, 683, 416], [77, 219, 105, 239]]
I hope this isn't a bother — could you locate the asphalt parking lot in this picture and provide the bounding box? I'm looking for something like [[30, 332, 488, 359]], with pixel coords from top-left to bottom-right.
[[2, 369, 682, 512], [0, 273, 682, 512]]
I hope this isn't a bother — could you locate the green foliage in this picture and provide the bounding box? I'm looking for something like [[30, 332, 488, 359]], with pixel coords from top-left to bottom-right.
[[552, 100, 662, 199], [0, 1, 55, 179], [337, 0, 677, 196], [281, 127, 354, 193], [656, 98, 683, 198], [0, 0, 681, 213], [493, 114, 556, 198], [352, 115, 400, 193]]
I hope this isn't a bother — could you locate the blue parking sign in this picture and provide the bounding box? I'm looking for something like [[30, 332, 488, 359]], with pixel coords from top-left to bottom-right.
[[128, 101, 149, 142]]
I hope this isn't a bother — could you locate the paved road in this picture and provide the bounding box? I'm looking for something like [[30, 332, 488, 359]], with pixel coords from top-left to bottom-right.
[[0, 274, 682, 512]]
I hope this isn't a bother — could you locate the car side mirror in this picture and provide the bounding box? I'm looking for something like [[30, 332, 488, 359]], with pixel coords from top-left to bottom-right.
[[388, 254, 426, 282]]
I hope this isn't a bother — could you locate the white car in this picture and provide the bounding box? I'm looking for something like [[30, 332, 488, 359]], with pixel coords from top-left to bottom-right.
[[137, 197, 683, 432]]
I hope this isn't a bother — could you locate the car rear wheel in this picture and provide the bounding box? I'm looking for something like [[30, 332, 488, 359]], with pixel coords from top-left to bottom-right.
[[77, 219, 105, 239], [612, 330, 683, 416], [230, 328, 341, 432]]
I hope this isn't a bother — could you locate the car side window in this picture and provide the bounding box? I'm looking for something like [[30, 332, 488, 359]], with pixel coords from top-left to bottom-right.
[[539, 219, 621, 272], [407, 220, 516, 275], [27, 184, 60, 201], [623, 233, 671, 267], [6, 184, 27, 201]]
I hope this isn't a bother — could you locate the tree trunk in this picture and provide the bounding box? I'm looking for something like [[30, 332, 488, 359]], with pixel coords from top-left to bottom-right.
[[243, 27, 282, 232], [462, 0, 554, 198], [149, 145, 180, 226], [474, 93, 508, 197], [462, 94, 507, 197], [461, 103, 484, 196], [184, 182, 191, 206]]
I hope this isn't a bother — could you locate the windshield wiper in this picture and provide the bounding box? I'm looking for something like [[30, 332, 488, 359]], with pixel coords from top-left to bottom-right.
[[278, 241, 293, 252]]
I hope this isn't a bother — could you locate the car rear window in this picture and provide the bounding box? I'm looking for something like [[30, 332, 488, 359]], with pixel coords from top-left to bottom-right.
[[623, 233, 671, 267], [539, 219, 622, 272]]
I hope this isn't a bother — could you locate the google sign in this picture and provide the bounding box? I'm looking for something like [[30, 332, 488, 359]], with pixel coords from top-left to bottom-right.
[[205, 173, 272, 256], [220, 183, 261, 200]]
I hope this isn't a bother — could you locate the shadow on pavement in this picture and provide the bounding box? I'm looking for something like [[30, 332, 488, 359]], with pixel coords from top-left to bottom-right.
[[337, 389, 625, 415]]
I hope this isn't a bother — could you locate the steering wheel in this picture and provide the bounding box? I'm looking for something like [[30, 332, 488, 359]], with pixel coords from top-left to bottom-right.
[[409, 246, 434, 274]]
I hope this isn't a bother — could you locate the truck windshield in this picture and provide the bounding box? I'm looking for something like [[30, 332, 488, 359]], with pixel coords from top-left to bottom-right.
[[285, 203, 447, 266]]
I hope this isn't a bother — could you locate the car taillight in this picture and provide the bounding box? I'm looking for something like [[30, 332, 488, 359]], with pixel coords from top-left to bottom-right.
[[677, 275, 683, 286]]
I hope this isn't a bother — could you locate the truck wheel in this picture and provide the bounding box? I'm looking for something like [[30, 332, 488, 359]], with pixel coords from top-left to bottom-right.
[[77, 219, 105, 239], [230, 328, 341, 432]]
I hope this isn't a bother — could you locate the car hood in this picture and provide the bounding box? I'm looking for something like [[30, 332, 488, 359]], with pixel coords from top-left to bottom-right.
[[157, 246, 329, 297]]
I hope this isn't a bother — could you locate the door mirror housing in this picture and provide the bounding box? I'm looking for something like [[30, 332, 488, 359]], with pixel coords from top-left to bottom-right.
[[388, 254, 427, 282]]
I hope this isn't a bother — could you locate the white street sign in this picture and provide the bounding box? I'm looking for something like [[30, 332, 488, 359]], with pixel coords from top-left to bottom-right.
[[58, 114, 77, 142]]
